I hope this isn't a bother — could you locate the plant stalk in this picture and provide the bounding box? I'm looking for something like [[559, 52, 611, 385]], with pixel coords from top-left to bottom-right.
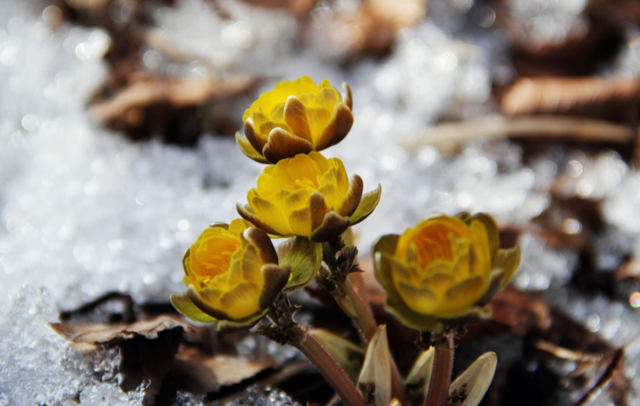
[[424, 333, 455, 406], [335, 277, 408, 405], [289, 323, 367, 406]]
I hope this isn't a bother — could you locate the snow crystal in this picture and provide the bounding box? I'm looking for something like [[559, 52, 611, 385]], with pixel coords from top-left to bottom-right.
[[0, 286, 144, 406], [514, 233, 578, 291]]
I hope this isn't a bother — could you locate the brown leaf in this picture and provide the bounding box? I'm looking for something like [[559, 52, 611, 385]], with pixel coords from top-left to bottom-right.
[[499, 76, 640, 122], [239, 0, 321, 18], [489, 286, 552, 336], [171, 347, 275, 393], [51, 315, 194, 345], [90, 75, 261, 122], [310, 0, 427, 56]]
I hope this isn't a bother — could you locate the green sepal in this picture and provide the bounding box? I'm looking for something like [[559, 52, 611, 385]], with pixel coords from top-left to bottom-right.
[[210, 307, 270, 331], [170, 292, 218, 324], [277, 237, 323, 291], [350, 184, 382, 225]]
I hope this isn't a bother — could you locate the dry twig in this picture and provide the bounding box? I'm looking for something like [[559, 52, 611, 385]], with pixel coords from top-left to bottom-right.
[[400, 116, 636, 149]]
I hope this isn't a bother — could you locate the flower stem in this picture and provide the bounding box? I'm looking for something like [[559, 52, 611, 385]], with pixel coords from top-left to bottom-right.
[[260, 298, 366, 406], [337, 277, 408, 405], [321, 239, 407, 405], [424, 333, 455, 406], [289, 323, 367, 406]]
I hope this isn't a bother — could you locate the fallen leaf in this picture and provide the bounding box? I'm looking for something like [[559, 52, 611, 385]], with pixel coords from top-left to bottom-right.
[[51, 315, 194, 345]]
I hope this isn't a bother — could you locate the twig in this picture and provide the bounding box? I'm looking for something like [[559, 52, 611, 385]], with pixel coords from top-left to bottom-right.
[[399, 116, 636, 149], [533, 340, 603, 363], [573, 348, 624, 406]]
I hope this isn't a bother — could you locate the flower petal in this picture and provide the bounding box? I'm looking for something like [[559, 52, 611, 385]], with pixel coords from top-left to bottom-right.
[[249, 193, 292, 236], [236, 132, 270, 164], [262, 128, 314, 163], [395, 280, 440, 315], [170, 291, 218, 324], [316, 102, 354, 150], [374, 235, 443, 331], [288, 207, 312, 237], [283, 95, 313, 142], [338, 175, 364, 217], [309, 211, 351, 242], [494, 246, 521, 289], [310, 191, 327, 231], [465, 213, 500, 263], [343, 82, 353, 110], [218, 281, 262, 319], [258, 263, 291, 309], [440, 276, 486, 316], [242, 227, 279, 265], [187, 285, 230, 321], [244, 118, 266, 152], [236, 201, 282, 236]]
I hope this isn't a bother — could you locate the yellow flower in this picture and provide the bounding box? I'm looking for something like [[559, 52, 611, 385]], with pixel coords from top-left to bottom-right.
[[237, 152, 381, 242], [374, 213, 520, 332], [236, 76, 354, 164], [171, 219, 290, 329]]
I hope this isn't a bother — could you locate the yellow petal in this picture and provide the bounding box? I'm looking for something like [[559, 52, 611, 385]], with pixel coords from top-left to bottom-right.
[[395, 280, 440, 315], [286, 154, 322, 186], [440, 277, 486, 315], [283, 95, 313, 142], [495, 247, 521, 289], [249, 191, 292, 236], [288, 207, 312, 237], [218, 282, 262, 320]]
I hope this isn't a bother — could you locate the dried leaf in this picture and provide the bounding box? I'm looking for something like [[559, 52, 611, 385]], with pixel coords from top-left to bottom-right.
[[488, 286, 552, 336], [90, 75, 260, 122], [51, 315, 193, 345], [171, 347, 275, 393], [500, 77, 639, 121], [310, 0, 426, 56]]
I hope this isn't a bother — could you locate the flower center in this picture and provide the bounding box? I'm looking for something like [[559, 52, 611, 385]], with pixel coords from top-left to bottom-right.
[[192, 236, 241, 284]]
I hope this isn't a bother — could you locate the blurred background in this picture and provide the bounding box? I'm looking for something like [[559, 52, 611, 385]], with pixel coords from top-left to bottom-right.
[[1, 0, 640, 405]]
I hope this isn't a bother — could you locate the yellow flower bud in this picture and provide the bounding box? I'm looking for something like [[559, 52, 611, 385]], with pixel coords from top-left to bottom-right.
[[237, 152, 381, 242], [171, 219, 290, 329], [374, 213, 520, 332], [236, 76, 354, 164]]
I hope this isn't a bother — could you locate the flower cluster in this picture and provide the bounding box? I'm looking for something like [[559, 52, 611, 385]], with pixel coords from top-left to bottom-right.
[[172, 75, 519, 336], [172, 76, 380, 328], [169, 75, 522, 406]]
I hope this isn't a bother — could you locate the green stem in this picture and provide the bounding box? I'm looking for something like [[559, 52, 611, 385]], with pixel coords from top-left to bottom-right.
[[336, 277, 408, 406], [424, 333, 455, 406], [322, 237, 407, 404], [289, 323, 367, 406]]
